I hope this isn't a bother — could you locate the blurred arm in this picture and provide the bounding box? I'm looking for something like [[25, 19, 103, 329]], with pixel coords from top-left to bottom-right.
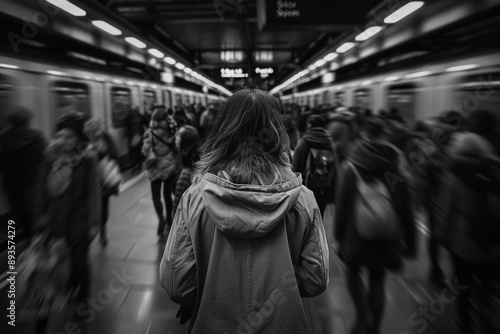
[[295, 204, 329, 298]]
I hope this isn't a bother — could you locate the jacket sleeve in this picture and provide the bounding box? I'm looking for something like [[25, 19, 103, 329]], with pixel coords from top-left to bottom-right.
[[295, 202, 329, 298], [141, 130, 152, 157], [159, 195, 197, 309]]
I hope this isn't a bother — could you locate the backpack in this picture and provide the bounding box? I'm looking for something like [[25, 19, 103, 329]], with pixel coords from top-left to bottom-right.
[[348, 161, 400, 242], [305, 146, 337, 190]]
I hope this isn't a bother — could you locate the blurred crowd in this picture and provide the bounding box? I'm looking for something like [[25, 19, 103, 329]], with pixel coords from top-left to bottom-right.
[[0, 93, 499, 334]]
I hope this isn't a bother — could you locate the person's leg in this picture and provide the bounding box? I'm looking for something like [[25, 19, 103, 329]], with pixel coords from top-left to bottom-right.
[[74, 237, 91, 300], [346, 264, 370, 334], [428, 208, 444, 285], [452, 254, 474, 333], [367, 266, 386, 334], [162, 175, 176, 235], [100, 194, 110, 245], [151, 180, 165, 232]]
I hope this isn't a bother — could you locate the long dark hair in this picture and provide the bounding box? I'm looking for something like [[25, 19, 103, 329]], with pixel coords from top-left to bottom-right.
[[194, 89, 292, 185]]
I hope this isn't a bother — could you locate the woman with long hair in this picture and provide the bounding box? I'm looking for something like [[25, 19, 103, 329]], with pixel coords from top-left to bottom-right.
[[160, 89, 329, 333]]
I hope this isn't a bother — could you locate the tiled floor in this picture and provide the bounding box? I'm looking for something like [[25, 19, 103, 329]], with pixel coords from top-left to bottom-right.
[[14, 176, 499, 334]]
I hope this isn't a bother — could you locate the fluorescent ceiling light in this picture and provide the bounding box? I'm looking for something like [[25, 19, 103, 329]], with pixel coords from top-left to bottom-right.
[[95, 77, 106, 82], [125, 37, 146, 49], [184, 67, 192, 74], [299, 69, 310, 76], [314, 59, 326, 67], [175, 63, 185, 70], [91, 20, 122, 36], [148, 48, 164, 58], [0, 63, 18, 69], [362, 80, 373, 86], [46, 70, 66, 76], [323, 53, 338, 61], [405, 70, 431, 78], [307, 65, 317, 71], [112, 79, 123, 84], [164, 57, 176, 65], [355, 26, 384, 41], [446, 64, 478, 72], [126, 81, 135, 86], [384, 1, 424, 24], [151, 85, 157, 89], [336, 42, 356, 53], [385, 76, 400, 81], [46, 0, 86, 17]]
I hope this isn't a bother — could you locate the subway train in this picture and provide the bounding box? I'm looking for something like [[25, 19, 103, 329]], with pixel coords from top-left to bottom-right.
[[281, 51, 500, 127], [0, 54, 224, 169]]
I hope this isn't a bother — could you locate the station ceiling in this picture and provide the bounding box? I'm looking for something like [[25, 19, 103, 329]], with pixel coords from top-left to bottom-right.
[[91, 0, 385, 90]]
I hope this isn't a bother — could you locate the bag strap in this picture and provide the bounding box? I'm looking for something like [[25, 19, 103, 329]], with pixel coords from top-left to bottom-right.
[[347, 161, 363, 185], [151, 130, 178, 154]]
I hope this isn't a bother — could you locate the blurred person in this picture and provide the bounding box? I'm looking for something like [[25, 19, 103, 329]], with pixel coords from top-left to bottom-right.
[[0, 106, 47, 243], [172, 125, 200, 223], [283, 117, 300, 152], [325, 107, 357, 162], [32, 111, 100, 333], [334, 117, 416, 334], [198, 104, 217, 139], [142, 106, 180, 236], [293, 114, 337, 215], [160, 89, 329, 333], [127, 104, 145, 174], [437, 131, 500, 334], [174, 108, 190, 128], [85, 119, 120, 246]]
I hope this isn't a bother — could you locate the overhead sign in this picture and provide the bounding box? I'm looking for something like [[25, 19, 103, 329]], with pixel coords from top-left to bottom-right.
[[257, 0, 375, 29]]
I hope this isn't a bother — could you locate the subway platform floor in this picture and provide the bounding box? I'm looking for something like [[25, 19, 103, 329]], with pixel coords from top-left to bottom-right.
[[13, 176, 500, 334]]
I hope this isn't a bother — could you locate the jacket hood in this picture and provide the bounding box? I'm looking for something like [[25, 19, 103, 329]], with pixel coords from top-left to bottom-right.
[[200, 173, 303, 238], [348, 139, 398, 173], [302, 128, 334, 150]]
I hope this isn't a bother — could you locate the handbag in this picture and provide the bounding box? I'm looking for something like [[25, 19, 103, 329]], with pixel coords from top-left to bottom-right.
[[145, 132, 158, 169], [99, 156, 123, 191]]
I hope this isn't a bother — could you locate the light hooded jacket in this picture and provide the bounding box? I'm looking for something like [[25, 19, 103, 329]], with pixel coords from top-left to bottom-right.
[[160, 172, 329, 333]]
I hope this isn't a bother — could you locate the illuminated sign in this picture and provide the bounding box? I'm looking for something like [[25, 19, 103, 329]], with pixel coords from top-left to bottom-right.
[[255, 67, 274, 78], [221, 68, 248, 78]]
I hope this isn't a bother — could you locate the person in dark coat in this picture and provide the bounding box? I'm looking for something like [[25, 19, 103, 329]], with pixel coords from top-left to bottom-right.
[[85, 119, 119, 245], [34, 111, 101, 333], [293, 115, 337, 215], [334, 117, 416, 334], [127, 104, 145, 174], [0, 106, 47, 243], [172, 125, 200, 215], [437, 131, 500, 334]]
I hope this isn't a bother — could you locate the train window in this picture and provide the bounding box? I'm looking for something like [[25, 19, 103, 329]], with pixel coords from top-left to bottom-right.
[[51, 82, 90, 129], [143, 89, 156, 116], [110, 87, 131, 128], [175, 93, 182, 107], [387, 84, 417, 124], [335, 91, 346, 107], [0, 75, 18, 130], [452, 72, 500, 131], [354, 88, 371, 110]]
